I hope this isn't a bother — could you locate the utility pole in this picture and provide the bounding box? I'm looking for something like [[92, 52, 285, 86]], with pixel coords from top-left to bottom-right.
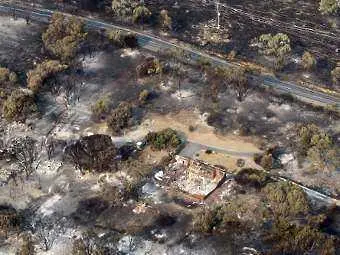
[[216, 0, 220, 29], [140, 0, 145, 30]]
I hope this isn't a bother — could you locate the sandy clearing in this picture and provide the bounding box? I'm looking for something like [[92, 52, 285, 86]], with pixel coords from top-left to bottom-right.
[[197, 150, 260, 172]]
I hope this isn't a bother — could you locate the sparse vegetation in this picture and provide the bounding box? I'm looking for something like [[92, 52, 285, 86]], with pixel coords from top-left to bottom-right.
[[138, 89, 150, 104], [136, 57, 163, 78], [159, 9, 172, 31], [91, 95, 111, 120]]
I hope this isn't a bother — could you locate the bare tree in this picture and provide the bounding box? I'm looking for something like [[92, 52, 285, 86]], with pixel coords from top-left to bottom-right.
[[9, 136, 39, 179], [31, 217, 66, 252]]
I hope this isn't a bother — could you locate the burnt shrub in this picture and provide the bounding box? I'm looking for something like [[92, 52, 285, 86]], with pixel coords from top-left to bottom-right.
[[235, 168, 270, 189], [72, 197, 109, 224], [107, 102, 133, 135], [64, 134, 117, 172]]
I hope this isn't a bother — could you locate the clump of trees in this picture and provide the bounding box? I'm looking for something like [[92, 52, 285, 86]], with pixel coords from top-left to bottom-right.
[[301, 51, 317, 71], [2, 89, 37, 121], [145, 128, 181, 150], [263, 181, 310, 217], [319, 0, 338, 14], [42, 13, 86, 61], [253, 33, 291, 70], [265, 217, 337, 254], [27, 60, 68, 93], [64, 134, 117, 173], [106, 101, 133, 135], [296, 124, 339, 173]]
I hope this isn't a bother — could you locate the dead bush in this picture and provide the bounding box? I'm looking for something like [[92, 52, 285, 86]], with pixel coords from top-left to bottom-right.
[[106, 102, 133, 135]]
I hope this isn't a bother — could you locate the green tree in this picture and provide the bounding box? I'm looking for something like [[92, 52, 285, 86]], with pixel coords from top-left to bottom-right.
[[319, 0, 339, 14], [307, 132, 339, 173], [2, 89, 37, 121], [42, 13, 86, 61], [297, 124, 339, 173], [257, 33, 291, 57], [146, 128, 181, 150], [133, 5, 151, 27], [263, 181, 310, 217], [255, 33, 291, 70], [301, 51, 317, 71], [266, 218, 337, 254], [112, 0, 136, 19], [159, 9, 172, 31], [91, 95, 111, 120], [27, 60, 68, 93]]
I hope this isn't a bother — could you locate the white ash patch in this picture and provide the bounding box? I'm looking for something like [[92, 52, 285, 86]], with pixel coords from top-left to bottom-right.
[[81, 51, 106, 71], [120, 48, 140, 58], [36, 160, 63, 177], [38, 194, 62, 217]]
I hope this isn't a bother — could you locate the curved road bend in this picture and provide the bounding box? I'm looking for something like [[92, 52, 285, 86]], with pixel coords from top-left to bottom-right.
[[0, 3, 339, 109]]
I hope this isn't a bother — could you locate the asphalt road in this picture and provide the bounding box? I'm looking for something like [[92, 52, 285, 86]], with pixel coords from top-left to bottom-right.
[[0, 3, 339, 109]]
